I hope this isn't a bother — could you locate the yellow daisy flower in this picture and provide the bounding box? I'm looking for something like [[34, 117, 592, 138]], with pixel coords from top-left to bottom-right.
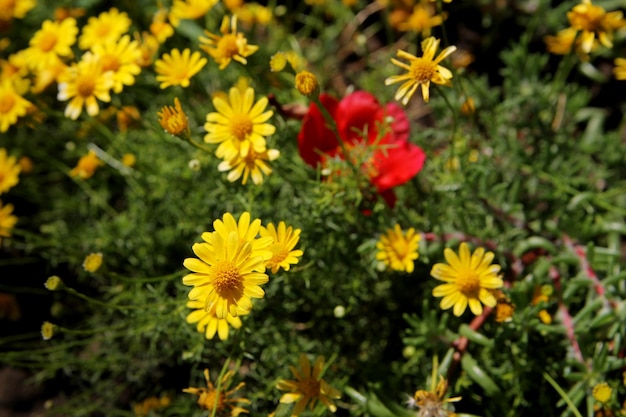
[[431, 242, 504, 316], [183, 368, 250, 415], [567, 0, 625, 53], [150, 7, 175, 43], [0, 201, 17, 245], [83, 252, 103, 272], [199, 15, 259, 70], [295, 70, 319, 97], [0, 148, 20, 195], [90, 35, 141, 94], [0, 80, 32, 133], [79, 8, 131, 50], [135, 32, 160, 67], [592, 382, 612, 404], [218, 148, 280, 186], [233, 3, 273, 27], [385, 36, 457, 104], [0, 0, 36, 22], [25, 18, 78, 72], [204, 86, 275, 161], [69, 150, 103, 179], [157, 97, 190, 137], [183, 220, 269, 319], [154, 48, 207, 89], [57, 53, 114, 120], [376, 224, 420, 273], [185, 300, 247, 340], [259, 221, 303, 274], [614, 58, 626, 80], [276, 354, 341, 416], [397, 3, 446, 37], [169, 0, 218, 27]]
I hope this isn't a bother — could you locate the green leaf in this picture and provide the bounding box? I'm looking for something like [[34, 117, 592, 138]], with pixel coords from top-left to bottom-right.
[[460, 354, 501, 396]]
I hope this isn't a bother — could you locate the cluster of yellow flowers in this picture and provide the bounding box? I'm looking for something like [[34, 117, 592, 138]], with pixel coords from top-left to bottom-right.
[[0, 148, 20, 246]]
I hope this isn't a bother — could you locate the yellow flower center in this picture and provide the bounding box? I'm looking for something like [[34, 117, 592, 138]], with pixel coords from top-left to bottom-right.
[[39, 33, 58, 52], [198, 389, 226, 412], [298, 377, 321, 400], [230, 114, 253, 140], [0, 93, 15, 114], [410, 58, 437, 83], [212, 261, 243, 295], [217, 34, 240, 58], [456, 268, 480, 297], [569, 4, 605, 32], [101, 54, 121, 72], [77, 74, 96, 98]]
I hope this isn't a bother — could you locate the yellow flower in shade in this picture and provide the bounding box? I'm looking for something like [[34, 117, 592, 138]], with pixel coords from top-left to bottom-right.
[[431, 242, 503, 316], [204, 86, 275, 160], [295, 71, 319, 97], [397, 3, 446, 37], [78, 8, 132, 50], [233, 3, 273, 27], [157, 97, 190, 137], [44, 275, 63, 291], [0, 0, 36, 22], [218, 148, 280, 185], [0, 201, 17, 245], [259, 221, 304, 274], [25, 18, 78, 72], [386, 36, 456, 105], [83, 252, 103, 272], [116, 106, 141, 132], [90, 35, 141, 94], [183, 368, 250, 415], [41, 321, 55, 340], [122, 153, 136, 167], [154, 48, 207, 89], [185, 300, 247, 340], [567, 0, 625, 53], [70, 151, 103, 179], [53, 7, 86, 22], [276, 354, 341, 416], [531, 285, 553, 324], [135, 32, 160, 67], [0, 80, 32, 133], [614, 58, 626, 80], [57, 53, 114, 120], [0, 148, 20, 194], [150, 7, 175, 43], [133, 396, 170, 417], [412, 376, 461, 417], [592, 382, 612, 404], [18, 156, 33, 174], [182, 212, 270, 319], [376, 224, 420, 273], [493, 290, 515, 323], [199, 15, 259, 70]]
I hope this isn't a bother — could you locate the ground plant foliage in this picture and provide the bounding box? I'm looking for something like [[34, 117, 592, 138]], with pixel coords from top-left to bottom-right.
[[1, 0, 625, 416]]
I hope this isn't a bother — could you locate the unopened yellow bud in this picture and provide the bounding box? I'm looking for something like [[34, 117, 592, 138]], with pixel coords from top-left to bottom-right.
[[592, 382, 612, 403], [41, 321, 55, 340], [44, 276, 64, 291], [295, 71, 319, 97]]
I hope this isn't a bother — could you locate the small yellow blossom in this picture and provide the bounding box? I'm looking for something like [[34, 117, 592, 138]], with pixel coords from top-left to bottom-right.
[[461, 97, 475, 115], [135, 32, 160, 67], [431, 242, 504, 316], [413, 376, 461, 417], [0, 201, 17, 245], [397, 3, 446, 37], [592, 382, 612, 404], [83, 252, 103, 272], [154, 48, 207, 89], [614, 58, 626, 80], [157, 97, 190, 137], [169, 0, 218, 27], [376, 224, 420, 273], [185, 300, 247, 340], [133, 396, 170, 417], [386, 36, 457, 104], [0, 80, 32, 133], [70, 151, 103, 179], [79, 8, 132, 50], [122, 153, 136, 167], [276, 354, 341, 416], [0, 148, 20, 194], [44, 275, 64, 291], [199, 16, 259, 70], [150, 7, 174, 43], [218, 148, 280, 185], [270, 52, 288, 72], [295, 70, 319, 97], [233, 3, 273, 26], [116, 106, 141, 132], [260, 221, 304, 273], [531, 285, 553, 324], [53, 7, 86, 21], [41, 321, 55, 340], [17, 156, 33, 174], [493, 290, 515, 323], [25, 18, 78, 72], [0, 0, 36, 22], [183, 368, 250, 414], [57, 53, 114, 120]]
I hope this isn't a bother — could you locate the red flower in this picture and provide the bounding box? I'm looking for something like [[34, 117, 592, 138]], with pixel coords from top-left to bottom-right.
[[297, 91, 425, 206]]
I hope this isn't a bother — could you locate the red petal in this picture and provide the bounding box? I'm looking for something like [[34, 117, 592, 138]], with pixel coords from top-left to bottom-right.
[[371, 142, 426, 191], [297, 94, 340, 167], [336, 91, 383, 145]]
